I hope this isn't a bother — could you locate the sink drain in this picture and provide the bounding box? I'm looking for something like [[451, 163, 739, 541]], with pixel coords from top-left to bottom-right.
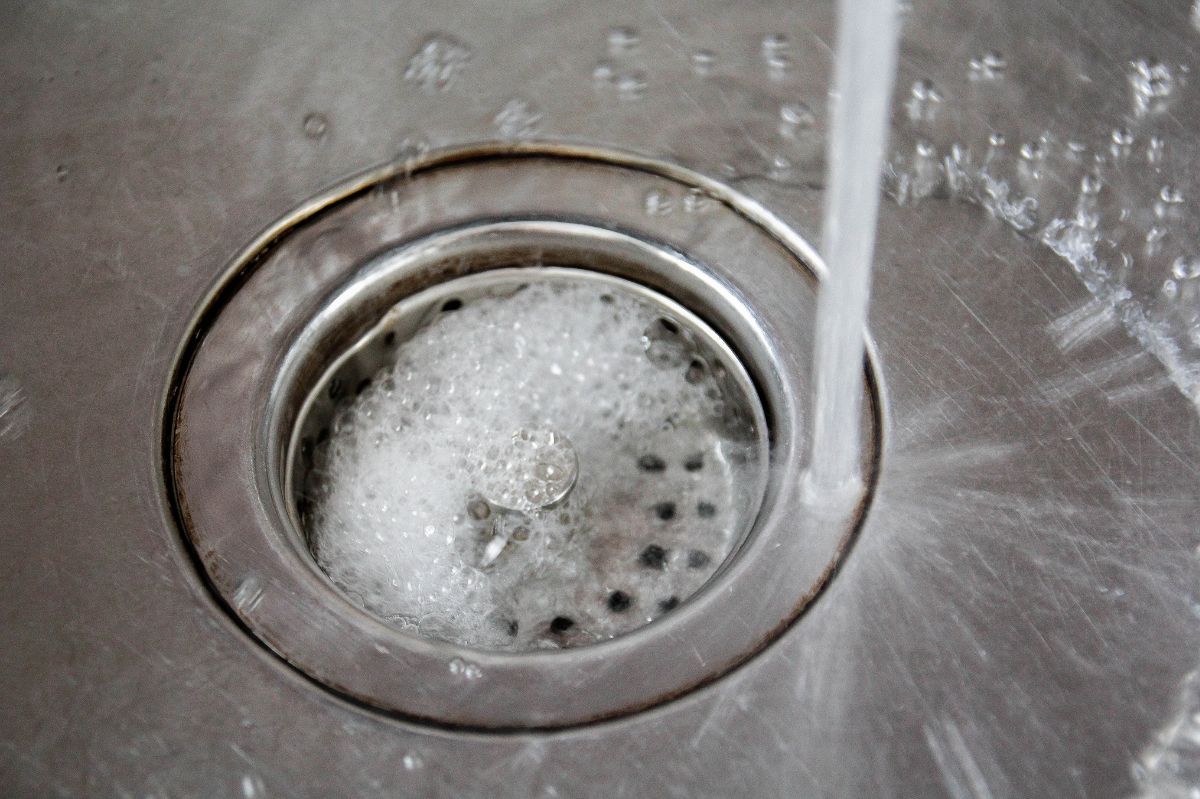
[[291, 265, 768, 652], [165, 143, 881, 728]]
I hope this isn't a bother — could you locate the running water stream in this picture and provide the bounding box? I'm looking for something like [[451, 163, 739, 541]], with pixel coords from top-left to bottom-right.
[[806, 0, 900, 497]]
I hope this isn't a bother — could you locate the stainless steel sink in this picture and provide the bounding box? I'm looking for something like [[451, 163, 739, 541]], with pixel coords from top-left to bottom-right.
[[2, 1, 1199, 796]]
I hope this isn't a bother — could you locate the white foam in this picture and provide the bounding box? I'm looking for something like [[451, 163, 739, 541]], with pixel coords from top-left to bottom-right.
[[306, 277, 760, 650]]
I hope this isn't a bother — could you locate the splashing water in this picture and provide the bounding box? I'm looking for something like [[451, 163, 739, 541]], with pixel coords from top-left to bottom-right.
[[805, 0, 900, 497]]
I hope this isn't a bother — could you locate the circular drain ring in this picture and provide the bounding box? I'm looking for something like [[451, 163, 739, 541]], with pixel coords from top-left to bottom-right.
[[165, 142, 882, 729]]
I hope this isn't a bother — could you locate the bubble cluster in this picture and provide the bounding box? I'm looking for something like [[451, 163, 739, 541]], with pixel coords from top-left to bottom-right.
[[592, 26, 647, 100], [904, 78, 942, 125], [304, 277, 762, 651], [761, 33, 792, 77], [968, 50, 1007, 81], [1128, 58, 1176, 117], [492, 97, 543, 139], [404, 35, 473, 93]]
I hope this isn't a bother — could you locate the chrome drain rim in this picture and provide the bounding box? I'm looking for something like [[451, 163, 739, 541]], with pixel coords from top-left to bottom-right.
[[164, 142, 882, 729]]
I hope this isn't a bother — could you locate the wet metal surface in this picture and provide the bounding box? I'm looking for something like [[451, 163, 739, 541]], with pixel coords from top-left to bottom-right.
[[3, 1, 1200, 796]]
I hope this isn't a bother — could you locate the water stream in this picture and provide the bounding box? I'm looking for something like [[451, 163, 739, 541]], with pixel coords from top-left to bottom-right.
[[806, 0, 900, 497]]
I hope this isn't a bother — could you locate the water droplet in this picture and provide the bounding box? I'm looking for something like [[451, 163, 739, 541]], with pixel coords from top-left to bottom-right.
[[778, 102, 817, 138], [0, 374, 30, 441], [404, 35, 473, 93], [1145, 226, 1166, 255], [1129, 58, 1175, 116], [1147, 135, 1166, 164], [1155, 185, 1185, 221], [904, 78, 942, 124], [592, 60, 615, 85], [232, 577, 264, 614], [986, 131, 1006, 150], [395, 131, 431, 172], [606, 26, 640, 56], [765, 53, 792, 79], [768, 153, 793, 180], [403, 752, 424, 771], [1080, 172, 1102, 196], [682, 187, 712, 214], [1172, 256, 1200, 280], [241, 774, 265, 798], [969, 50, 1007, 80], [1163, 278, 1180, 300], [615, 70, 646, 100], [1019, 141, 1044, 162], [690, 49, 716, 77], [493, 98, 543, 139], [448, 657, 483, 679], [1193, 0, 1200, 31], [643, 187, 674, 216], [302, 112, 328, 140], [760, 33, 789, 57], [1104, 125, 1132, 158]]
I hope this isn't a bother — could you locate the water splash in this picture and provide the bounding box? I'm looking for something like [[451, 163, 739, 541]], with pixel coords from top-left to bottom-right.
[[0, 375, 30, 441], [1132, 666, 1200, 798]]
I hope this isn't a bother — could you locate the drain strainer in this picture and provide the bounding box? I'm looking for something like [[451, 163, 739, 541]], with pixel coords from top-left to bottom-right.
[[165, 143, 880, 728], [292, 267, 768, 652]]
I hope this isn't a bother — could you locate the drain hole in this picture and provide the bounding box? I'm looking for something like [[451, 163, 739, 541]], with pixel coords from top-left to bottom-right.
[[639, 544, 668, 570], [290, 269, 766, 652], [637, 454, 667, 472], [607, 590, 633, 612], [550, 616, 575, 634]]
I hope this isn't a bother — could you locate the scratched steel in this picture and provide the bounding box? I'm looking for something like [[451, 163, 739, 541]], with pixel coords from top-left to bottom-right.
[[2, 1, 1199, 797]]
